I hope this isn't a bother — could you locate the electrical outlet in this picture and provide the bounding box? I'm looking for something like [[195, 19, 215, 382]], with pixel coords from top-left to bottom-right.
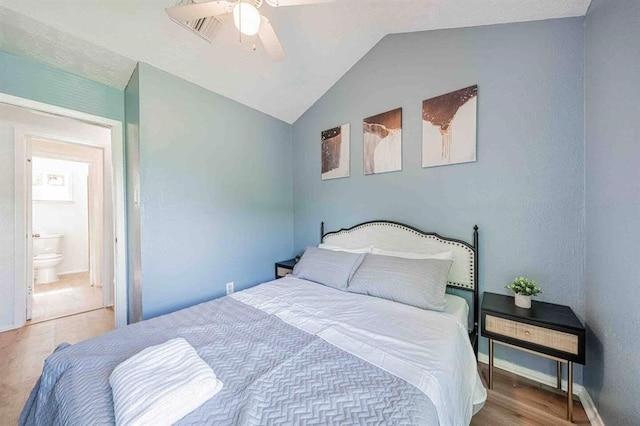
[[226, 281, 234, 295]]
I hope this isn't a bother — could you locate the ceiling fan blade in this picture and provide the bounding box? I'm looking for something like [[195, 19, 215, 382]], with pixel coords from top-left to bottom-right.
[[258, 16, 286, 62], [265, 0, 334, 6], [165, 1, 232, 22]]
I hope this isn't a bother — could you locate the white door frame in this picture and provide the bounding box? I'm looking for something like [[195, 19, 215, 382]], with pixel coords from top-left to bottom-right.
[[6, 93, 128, 329], [24, 139, 34, 321]]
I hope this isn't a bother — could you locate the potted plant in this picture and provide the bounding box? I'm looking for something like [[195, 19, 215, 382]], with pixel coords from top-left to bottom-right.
[[506, 277, 542, 309]]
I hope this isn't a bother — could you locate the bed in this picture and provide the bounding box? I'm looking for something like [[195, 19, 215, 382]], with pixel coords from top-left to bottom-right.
[[21, 220, 486, 425]]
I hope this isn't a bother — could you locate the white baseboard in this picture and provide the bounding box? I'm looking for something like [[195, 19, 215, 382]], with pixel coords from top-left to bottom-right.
[[58, 269, 89, 276], [478, 353, 605, 425], [576, 386, 605, 426], [0, 323, 19, 333]]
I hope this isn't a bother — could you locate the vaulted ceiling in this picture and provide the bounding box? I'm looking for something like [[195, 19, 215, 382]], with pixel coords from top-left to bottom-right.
[[0, 1, 590, 123]]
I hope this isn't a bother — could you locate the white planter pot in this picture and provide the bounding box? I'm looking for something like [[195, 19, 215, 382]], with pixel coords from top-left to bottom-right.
[[515, 294, 531, 309]]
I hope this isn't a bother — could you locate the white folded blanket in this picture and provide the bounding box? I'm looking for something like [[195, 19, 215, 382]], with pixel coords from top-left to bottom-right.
[[110, 337, 223, 426]]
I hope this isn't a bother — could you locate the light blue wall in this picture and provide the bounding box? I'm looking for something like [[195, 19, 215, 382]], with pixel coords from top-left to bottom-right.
[[584, 0, 640, 422], [136, 63, 293, 319], [0, 50, 123, 121], [292, 19, 585, 380]]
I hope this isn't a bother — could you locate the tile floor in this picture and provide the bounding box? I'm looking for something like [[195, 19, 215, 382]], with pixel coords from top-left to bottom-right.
[[31, 272, 103, 323]]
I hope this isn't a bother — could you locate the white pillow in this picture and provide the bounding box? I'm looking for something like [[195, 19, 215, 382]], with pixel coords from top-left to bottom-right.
[[371, 247, 453, 260], [318, 243, 373, 254]]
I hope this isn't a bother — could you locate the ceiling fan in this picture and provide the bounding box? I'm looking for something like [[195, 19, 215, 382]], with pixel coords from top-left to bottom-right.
[[166, 0, 333, 62]]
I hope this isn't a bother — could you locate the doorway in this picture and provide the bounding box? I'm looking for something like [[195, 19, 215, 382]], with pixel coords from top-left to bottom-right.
[[29, 142, 107, 323], [19, 127, 115, 326], [2, 93, 128, 331]]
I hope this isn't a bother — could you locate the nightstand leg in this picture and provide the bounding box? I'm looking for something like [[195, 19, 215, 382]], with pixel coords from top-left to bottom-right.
[[556, 360, 562, 390], [567, 361, 573, 422], [488, 339, 494, 389]]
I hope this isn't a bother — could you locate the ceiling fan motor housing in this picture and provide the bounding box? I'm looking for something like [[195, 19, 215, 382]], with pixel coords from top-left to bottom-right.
[[168, 0, 324, 62]]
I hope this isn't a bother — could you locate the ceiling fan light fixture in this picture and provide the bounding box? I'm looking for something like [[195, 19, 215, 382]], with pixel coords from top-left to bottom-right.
[[233, 1, 261, 36]]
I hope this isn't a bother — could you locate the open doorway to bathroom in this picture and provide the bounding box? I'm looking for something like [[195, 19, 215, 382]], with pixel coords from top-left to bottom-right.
[[30, 144, 105, 323], [1, 95, 128, 333], [22, 131, 114, 324]]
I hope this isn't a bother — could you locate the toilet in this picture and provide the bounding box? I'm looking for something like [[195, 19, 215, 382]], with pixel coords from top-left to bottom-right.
[[33, 233, 64, 284]]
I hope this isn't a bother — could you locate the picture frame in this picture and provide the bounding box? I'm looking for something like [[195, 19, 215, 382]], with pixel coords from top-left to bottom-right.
[[363, 107, 402, 175], [422, 85, 477, 168], [321, 123, 350, 180]]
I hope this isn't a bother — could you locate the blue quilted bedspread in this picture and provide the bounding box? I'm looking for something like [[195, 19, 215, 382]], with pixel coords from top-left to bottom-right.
[[20, 297, 438, 425]]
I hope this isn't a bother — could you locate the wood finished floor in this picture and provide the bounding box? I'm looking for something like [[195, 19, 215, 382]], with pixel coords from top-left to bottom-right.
[[1, 311, 590, 425], [31, 272, 103, 323], [0, 308, 114, 425], [472, 364, 589, 425]]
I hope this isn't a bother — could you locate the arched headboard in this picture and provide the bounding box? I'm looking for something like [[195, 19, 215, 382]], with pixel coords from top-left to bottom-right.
[[321, 220, 479, 355]]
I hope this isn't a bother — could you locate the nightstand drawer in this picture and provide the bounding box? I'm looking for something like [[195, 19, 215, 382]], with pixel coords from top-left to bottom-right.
[[276, 266, 292, 277], [485, 314, 578, 355], [275, 259, 296, 279]]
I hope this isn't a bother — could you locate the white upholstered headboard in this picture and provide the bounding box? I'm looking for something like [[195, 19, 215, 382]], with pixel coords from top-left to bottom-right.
[[322, 220, 477, 291]]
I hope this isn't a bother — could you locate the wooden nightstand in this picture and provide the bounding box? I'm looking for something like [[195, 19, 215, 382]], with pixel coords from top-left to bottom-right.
[[274, 259, 296, 279], [481, 292, 585, 422]]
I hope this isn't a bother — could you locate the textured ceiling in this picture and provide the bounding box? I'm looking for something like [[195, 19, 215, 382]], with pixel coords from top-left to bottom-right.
[[0, 7, 136, 90], [0, 0, 590, 123]]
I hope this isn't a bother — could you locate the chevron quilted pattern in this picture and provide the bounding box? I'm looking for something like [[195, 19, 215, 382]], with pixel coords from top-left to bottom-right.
[[20, 297, 438, 425], [237, 341, 435, 425]]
